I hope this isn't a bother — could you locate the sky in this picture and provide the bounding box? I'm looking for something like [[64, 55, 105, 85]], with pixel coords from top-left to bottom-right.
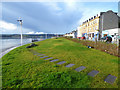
[[0, 1, 118, 34]]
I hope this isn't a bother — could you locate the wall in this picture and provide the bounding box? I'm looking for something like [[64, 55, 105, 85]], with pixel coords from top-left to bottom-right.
[[99, 11, 119, 33]]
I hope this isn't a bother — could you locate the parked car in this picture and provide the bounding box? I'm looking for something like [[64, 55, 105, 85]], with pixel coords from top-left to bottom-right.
[[81, 36, 86, 40], [101, 36, 112, 43]]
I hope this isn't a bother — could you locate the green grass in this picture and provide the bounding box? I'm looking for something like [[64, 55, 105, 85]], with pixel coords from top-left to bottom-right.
[[1, 37, 118, 88]]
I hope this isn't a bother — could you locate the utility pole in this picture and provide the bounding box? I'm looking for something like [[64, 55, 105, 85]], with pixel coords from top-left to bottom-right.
[[17, 17, 23, 46]]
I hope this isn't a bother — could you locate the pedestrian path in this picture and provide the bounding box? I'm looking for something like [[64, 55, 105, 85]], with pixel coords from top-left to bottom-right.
[[75, 66, 86, 72], [65, 64, 75, 67], [50, 59, 59, 62], [31, 50, 117, 85], [104, 74, 117, 84], [37, 54, 45, 56], [44, 57, 53, 60], [57, 61, 66, 65], [40, 56, 49, 58], [88, 70, 99, 77]]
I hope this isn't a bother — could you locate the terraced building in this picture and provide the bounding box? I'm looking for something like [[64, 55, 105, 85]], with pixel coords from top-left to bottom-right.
[[77, 10, 120, 41]]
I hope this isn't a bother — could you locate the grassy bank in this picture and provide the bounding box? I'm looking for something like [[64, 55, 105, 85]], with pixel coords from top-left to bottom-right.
[[65, 37, 119, 57], [2, 37, 118, 88]]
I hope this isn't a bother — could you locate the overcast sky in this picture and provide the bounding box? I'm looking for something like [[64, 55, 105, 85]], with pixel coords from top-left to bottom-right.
[[0, 1, 118, 34]]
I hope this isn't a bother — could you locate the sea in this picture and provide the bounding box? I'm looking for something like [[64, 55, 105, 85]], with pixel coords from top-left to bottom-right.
[[0, 37, 49, 53]]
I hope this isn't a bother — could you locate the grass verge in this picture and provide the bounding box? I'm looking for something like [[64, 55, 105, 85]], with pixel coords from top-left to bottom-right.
[[1, 37, 118, 88]]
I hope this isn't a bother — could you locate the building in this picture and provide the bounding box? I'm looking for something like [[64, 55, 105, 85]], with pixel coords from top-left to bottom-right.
[[99, 10, 120, 39], [64, 33, 70, 37], [64, 30, 77, 38], [71, 30, 77, 38], [77, 10, 120, 41], [77, 14, 100, 40]]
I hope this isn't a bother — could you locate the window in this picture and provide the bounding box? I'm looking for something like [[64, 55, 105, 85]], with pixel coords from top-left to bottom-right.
[[90, 28, 91, 31], [94, 20, 96, 24], [95, 26, 97, 30], [95, 20, 97, 23], [96, 19, 99, 23], [92, 33, 94, 37], [88, 34, 90, 37]]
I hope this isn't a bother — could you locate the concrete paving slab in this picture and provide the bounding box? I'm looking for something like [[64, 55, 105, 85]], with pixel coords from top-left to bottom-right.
[[65, 64, 75, 67], [33, 53, 41, 55], [75, 66, 86, 72], [88, 70, 99, 77], [50, 59, 59, 62], [40, 56, 49, 58], [37, 54, 45, 56], [57, 61, 66, 65], [104, 74, 117, 84], [44, 57, 53, 60]]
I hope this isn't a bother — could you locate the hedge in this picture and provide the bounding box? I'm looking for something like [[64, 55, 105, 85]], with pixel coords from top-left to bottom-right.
[[64, 37, 119, 57]]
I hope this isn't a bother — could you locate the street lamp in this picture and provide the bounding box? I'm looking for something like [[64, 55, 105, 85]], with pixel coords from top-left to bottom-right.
[[46, 33, 47, 39], [17, 17, 23, 46]]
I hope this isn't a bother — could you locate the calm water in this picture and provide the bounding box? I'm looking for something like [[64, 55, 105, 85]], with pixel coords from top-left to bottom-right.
[[0, 38, 45, 52]]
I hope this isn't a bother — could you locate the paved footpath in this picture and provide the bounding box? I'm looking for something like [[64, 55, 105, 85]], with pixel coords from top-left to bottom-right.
[[0, 41, 36, 58], [32, 50, 117, 85], [0, 46, 20, 58]]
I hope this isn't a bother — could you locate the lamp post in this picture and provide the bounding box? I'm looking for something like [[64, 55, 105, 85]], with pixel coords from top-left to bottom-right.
[[17, 17, 23, 46], [46, 33, 47, 39]]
